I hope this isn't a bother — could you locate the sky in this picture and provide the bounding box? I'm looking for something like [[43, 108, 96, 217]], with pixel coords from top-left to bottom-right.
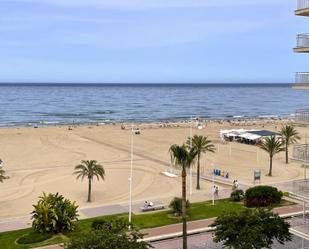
[[0, 0, 308, 83]]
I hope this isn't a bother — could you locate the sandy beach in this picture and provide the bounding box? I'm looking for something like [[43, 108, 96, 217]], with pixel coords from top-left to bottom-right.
[[0, 120, 308, 219]]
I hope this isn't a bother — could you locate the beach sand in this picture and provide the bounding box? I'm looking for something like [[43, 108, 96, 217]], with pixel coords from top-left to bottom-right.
[[0, 121, 307, 219]]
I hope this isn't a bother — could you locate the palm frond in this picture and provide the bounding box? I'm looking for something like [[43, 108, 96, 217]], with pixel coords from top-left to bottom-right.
[[73, 160, 105, 182], [258, 136, 285, 157]]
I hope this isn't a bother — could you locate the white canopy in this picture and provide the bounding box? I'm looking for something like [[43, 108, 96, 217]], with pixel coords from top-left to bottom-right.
[[220, 129, 262, 141], [238, 133, 261, 140]]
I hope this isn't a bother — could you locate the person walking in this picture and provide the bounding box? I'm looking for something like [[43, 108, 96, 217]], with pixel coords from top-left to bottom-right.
[[215, 186, 219, 197]]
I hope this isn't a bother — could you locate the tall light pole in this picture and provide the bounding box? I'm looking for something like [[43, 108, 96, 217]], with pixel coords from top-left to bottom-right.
[[211, 162, 215, 205], [128, 125, 134, 229], [189, 116, 193, 196]]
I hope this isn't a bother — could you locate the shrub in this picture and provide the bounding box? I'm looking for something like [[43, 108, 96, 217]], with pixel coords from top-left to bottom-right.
[[16, 231, 52, 244], [244, 186, 283, 207], [230, 189, 244, 202], [91, 218, 127, 232], [66, 219, 151, 249], [211, 208, 291, 249], [31, 192, 79, 233], [169, 197, 190, 216], [91, 219, 109, 230]]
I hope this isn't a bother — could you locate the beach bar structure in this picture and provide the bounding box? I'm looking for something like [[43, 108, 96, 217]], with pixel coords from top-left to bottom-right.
[[220, 129, 279, 145], [294, 0, 309, 89]]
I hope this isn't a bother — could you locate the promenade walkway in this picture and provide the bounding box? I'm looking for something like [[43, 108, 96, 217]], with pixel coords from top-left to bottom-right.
[[1, 181, 307, 249], [33, 203, 308, 249], [0, 186, 237, 233]]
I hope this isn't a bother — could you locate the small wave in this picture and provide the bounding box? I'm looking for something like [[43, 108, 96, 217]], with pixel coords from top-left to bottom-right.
[[36, 112, 89, 118], [93, 110, 115, 115], [41, 121, 60, 124]]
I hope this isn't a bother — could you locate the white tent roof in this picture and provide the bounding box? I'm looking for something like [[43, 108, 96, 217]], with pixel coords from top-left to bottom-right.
[[220, 129, 262, 141], [238, 133, 261, 140]]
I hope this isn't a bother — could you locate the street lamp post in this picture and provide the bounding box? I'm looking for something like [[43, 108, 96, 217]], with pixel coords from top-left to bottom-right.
[[211, 162, 215, 205], [189, 116, 193, 196], [128, 125, 134, 229]]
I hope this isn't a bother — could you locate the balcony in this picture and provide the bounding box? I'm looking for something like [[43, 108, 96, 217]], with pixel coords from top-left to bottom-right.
[[296, 0, 309, 16], [293, 143, 309, 161], [294, 34, 309, 53], [294, 73, 309, 89], [293, 73, 309, 90]]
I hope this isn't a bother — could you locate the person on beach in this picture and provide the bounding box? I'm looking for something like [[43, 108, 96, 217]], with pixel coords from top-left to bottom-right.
[[144, 200, 154, 208], [144, 201, 149, 208]]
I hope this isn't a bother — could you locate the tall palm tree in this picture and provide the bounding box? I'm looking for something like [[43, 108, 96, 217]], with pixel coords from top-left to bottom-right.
[[74, 160, 105, 202], [280, 125, 300, 164], [169, 144, 197, 249], [0, 165, 8, 183], [186, 135, 215, 190], [258, 136, 285, 176]]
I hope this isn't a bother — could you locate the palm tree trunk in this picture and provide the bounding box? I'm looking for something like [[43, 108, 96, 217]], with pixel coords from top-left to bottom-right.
[[285, 143, 289, 164], [268, 156, 273, 176], [88, 177, 92, 202], [182, 167, 187, 249], [196, 154, 200, 190]]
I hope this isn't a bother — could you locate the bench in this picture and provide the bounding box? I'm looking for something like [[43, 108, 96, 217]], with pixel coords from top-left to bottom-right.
[[140, 204, 165, 212]]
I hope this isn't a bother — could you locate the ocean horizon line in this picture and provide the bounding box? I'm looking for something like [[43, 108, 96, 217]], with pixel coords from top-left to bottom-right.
[[0, 82, 292, 87]]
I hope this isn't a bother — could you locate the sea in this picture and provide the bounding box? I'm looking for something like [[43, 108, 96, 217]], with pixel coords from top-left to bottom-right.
[[0, 83, 308, 127]]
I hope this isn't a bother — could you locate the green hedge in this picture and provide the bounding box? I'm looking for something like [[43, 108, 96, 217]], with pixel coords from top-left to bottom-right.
[[230, 189, 244, 202], [244, 186, 283, 207], [16, 231, 52, 244], [169, 197, 190, 216]]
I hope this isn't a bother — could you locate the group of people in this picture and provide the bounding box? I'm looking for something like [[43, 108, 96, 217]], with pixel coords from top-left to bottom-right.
[[213, 185, 219, 197], [143, 180, 240, 208], [144, 200, 154, 208]]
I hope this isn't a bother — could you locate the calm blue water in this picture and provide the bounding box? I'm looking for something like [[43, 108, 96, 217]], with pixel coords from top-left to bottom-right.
[[0, 83, 308, 127]]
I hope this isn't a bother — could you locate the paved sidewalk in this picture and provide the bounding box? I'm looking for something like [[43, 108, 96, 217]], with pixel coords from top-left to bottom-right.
[[0, 216, 32, 233], [35, 246, 63, 249], [143, 204, 307, 238], [0, 185, 237, 234]]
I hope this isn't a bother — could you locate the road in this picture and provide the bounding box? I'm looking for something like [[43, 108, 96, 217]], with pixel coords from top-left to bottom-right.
[[151, 233, 309, 249]]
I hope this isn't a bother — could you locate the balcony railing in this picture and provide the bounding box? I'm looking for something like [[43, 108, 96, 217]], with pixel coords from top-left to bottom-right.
[[293, 144, 309, 162], [296, 72, 309, 84], [297, 0, 309, 10], [296, 33, 309, 48]]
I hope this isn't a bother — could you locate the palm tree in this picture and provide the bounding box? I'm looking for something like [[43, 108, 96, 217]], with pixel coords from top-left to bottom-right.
[[0, 165, 8, 183], [169, 144, 197, 249], [280, 125, 300, 164], [74, 160, 105, 202], [258, 136, 285, 176], [186, 135, 215, 190]]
